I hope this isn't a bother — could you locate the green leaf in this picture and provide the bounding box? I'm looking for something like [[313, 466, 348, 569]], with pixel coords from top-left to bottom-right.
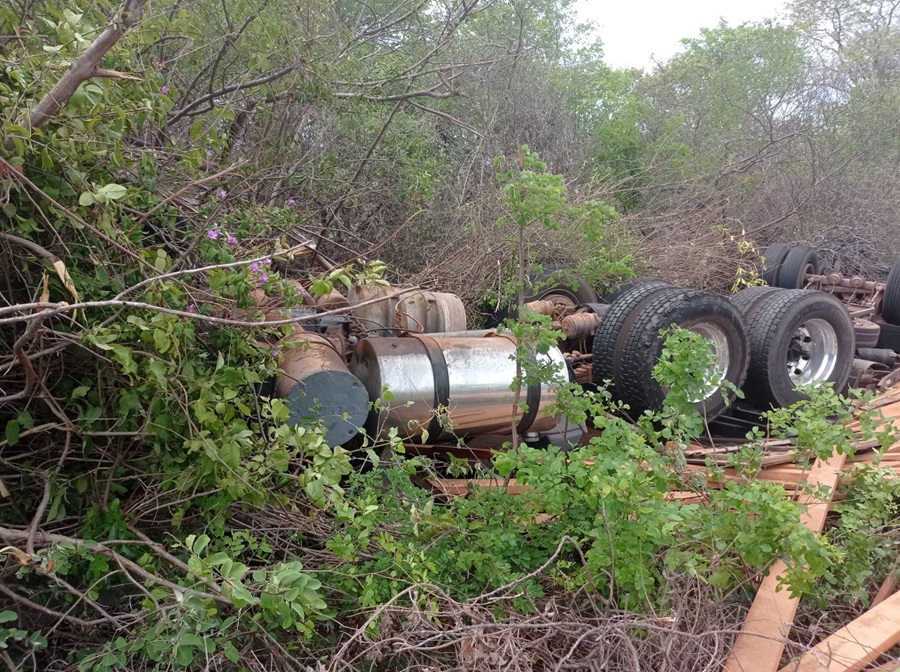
[[71, 385, 91, 399], [180, 633, 214, 652], [187, 556, 207, 580], [148, 359, 167, 386], [207, 552, 230, 566], [191, 534, 210, 555], [0, 611, 17, 624], [310, 279, 330, 297], [5, 420, 19, 447], [223, 641, 240, 663], [228, 583, 254, 608], [153, 329, 170, 354], [96, 183, 127, 201], [175, 645, 194, 666], [78, 191, 95, 206], [220, 442, 241, 469]]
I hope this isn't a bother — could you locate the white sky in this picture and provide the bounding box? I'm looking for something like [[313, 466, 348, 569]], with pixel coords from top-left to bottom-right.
[[576, 0, 789, 70]]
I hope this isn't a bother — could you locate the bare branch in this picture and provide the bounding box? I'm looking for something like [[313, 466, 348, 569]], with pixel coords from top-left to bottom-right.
[[0, 287, 423, 328], [333, 88, 457, 102], [167, 64, 298, 125]]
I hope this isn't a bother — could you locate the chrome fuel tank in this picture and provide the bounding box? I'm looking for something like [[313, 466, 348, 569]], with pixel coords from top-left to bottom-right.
[[349, 334, 567, 441]]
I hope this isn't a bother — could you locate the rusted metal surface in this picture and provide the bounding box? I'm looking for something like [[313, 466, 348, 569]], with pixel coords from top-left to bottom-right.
[[349, 285, 466, 335], [275, 332, 368, 446], [810, 272, 886, 294], [350, 334, 567, 441], [560, 312, 601, 339], [316, 289, 350, 310], [849, 358, 891, 390], [523, 297, 578, 323], [396, 291, 467, 334], [572, 362, 593, 386]]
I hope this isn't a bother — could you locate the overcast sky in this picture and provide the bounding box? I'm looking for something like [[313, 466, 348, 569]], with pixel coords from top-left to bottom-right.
[[576, 0, 789, 70]]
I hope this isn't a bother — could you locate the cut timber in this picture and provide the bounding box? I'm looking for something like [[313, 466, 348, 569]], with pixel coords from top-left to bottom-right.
[[870, 562, 899, 608], [426, 479, 529, 496], [724, 449, 848, 672], [777, 588, 900, 672]]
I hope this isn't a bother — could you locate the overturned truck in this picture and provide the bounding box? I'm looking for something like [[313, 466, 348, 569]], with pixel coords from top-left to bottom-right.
[[274, 243, 900, 451]]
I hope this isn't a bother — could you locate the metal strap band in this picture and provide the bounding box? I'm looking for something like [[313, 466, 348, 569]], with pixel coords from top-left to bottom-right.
[[516, 374, 542, 435], [409, 334, 449, 441]]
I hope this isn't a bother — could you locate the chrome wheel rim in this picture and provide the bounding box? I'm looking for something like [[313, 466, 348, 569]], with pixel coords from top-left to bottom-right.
[[688, 322, 731, 403], [786, 318, 837, 386]]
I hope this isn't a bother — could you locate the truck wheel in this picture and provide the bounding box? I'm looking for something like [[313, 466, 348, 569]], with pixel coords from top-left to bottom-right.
[[881, 259, 900, 326], [616, 290, 749, 421], [774, 245, 820, 289], [853, 320, 881, 349], [743, 290, 854, 409], [761, 243, 792, 286], [600, 278, 670, 305], [522, 267, 598, 306], [730, 286, 781, 322], [591, 282, 675, 387], [876, 322, 900, 350]]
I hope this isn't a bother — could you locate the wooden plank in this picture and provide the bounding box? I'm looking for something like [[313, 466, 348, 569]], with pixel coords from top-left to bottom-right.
[[426, 478, 528, 496], [778, 589, 900, 672], [870, 562, 899, 608], [724, 449, 849, 672]]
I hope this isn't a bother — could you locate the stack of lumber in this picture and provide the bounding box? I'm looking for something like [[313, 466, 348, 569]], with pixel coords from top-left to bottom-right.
[[687, 389, 900, 493], [426, 386, 900, 671]]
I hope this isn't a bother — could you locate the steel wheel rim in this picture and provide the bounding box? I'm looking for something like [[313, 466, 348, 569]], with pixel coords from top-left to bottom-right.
[[687, 322, 731, 403], [786, 318, 838, 386], [800, 260, 816, 287], [538, 291, 577, 308]]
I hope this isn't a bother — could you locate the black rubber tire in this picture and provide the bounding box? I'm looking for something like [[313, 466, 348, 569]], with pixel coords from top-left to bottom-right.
[[591, 282, 677, 387], [774, 245, 820, 289], [522, 268, 598, 305], [600, 278, 670, 305], [743, 290, 855, 409], [854, 320, 881, 349], [881, 259, 900, 326], [876, 322, 900, 351], [615, 290, 749, 420], [761, 243, 792, 286], [730, 286, 782, 322]]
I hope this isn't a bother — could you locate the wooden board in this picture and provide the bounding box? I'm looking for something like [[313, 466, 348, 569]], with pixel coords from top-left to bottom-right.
[[426, 478, 528, 496], [778, 588, 900, 672], [724, 449, 849, 672]]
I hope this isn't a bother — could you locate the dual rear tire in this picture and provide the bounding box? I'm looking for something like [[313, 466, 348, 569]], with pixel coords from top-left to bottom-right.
[[592, 283, 749, 421], [762, 243, 822, 289], [730, 288, 855, 408], [591, 282, 857, 419]]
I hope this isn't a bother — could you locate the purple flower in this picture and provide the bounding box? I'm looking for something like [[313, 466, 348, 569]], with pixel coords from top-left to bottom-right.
[[286, 198, 297, 207], [217, 188, 227, 199], [249, 262, 260, 273], [256, 272, 269, 286], [186, 303, 197, 314], [226, 234, 238, 245], [159, 85, 169, 94], [207, 229, 220, 240], [271, 346, 281, 358]]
